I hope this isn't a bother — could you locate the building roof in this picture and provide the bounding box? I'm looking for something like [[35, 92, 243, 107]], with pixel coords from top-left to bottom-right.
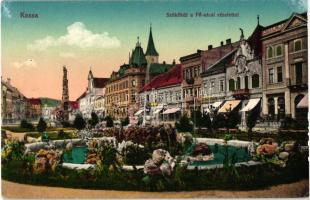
[[76, 90, 87, 101], [145, 26, 159, 56], [28, 98, 41, 105], [201, 49, 237, 77], [40, 98, 61, 107], [69, 101, 79, 110], [118, 63, 130, 77], [247, 24, 264, 58], [149, 63, 174, 76], [130, 39, 147, 67], [141, 64, 182, 92], [93, 78, 109, 88]]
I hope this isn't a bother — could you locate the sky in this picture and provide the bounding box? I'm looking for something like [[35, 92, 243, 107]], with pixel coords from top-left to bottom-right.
[[1, 0, 307, 100]]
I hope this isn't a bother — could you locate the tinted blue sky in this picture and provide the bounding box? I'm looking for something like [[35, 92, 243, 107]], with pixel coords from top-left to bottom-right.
[[1, 0, 307, 99]]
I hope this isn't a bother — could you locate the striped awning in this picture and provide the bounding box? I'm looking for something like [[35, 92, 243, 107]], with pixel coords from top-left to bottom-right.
[[134, 109, 144, 116], [153, 108, 162, 114], [240, 98, 261, 112], [297, 94, 308, 108], [163, 107, 181, 114], [218, 100, 241, 113], [212, 101, 223, 109]]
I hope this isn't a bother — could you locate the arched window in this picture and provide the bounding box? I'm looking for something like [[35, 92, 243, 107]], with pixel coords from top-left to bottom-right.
[[252, 74, 259, 88], [236, 77, 241, 90], [229, 79, 235, 91], [276, 45, 282, 56], [267, 46, 273, 58], [268, 98, 275, 120], [294, 39, 302, 52], [295, 94, 308, 120], [244, 76, 248, 89]]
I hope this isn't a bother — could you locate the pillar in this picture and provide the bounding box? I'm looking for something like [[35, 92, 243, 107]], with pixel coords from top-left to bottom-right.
[[285, 89, 291, 117], [262, 94, 268, 117], [274, 97, 278, 120], [284, 43, 290, 85]]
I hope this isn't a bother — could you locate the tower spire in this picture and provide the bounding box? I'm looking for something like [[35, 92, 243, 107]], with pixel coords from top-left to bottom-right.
[[145, 24, 159, 56], [257, 15, 260, 25]]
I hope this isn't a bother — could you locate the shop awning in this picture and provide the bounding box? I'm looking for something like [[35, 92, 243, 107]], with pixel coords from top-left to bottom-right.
[[204, 108, 211, 113], [134, 109, 144, 116], [297, 94, 308, 108], [212, 101, 223, 109], [218, 100, 241, 113], [153, 108, 162, 114], [163, 108, 181, 114], [240, 98, 261, 112]]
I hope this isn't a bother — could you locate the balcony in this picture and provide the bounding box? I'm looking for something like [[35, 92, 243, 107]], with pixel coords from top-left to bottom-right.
[[233, 89, 249, 99]]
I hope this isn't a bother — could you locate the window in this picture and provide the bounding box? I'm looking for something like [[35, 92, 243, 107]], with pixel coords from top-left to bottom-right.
[[220, 80, 224, 92], [252, 74, 259, 88], [132, 80, 136, 87], [194, 67, 198, 77], [267, 46, 273, 58], [229, 79, 235, 91], [295, 62, 303, 85], [245, 76, 248, 89], [294, 39, 302, 52], [211, 81, 215, 90], [276, 45, 282, 56], [277, 66, 283, 82], [269, 69, 274, 84], [236, 77, 241, 90]]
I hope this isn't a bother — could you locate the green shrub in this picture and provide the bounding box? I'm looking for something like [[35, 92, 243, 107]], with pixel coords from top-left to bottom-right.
[[37, 118, 47, 133], [105, 116, 114, 128], [89, 112, 99, 127], [20, 120, 34, 130], [121, 116, 129, 126], [175, 115, 193, 132], [73, 114, 86, 130]]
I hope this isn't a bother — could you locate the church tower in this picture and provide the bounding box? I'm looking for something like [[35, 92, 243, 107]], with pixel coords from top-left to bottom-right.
[[145, 25, 159, 83], [61, 66, 69, 122]]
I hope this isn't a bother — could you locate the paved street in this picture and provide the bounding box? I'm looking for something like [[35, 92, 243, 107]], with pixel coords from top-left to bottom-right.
[[2, 179, 309, 198]]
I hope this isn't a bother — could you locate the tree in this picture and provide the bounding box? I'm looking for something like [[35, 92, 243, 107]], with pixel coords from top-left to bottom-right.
[[201, 113, 213, 133], [225, 110, 241, 132], [37, 118, 47, 133], [73, 114, 86, 130], [105, 115, 114, 128], [175, 115, 193, 132], [89, 112, 99, 127], [190, 110, 203, 127], [121, 116, 129, 126], [20, 119, 34, 130], [246, 106, 260, 140]]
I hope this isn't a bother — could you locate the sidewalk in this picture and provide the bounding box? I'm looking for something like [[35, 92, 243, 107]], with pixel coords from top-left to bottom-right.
[[2, 179, 309, 198]]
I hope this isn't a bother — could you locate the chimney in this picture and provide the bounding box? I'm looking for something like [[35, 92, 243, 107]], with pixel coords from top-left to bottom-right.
[[208, 45, 213, 50], [163, 61, 166, 64], [7, 78, 11, 85], [220, 41, 224, 46], [172, 59, 176, 65], [226, 38, 231, 44]]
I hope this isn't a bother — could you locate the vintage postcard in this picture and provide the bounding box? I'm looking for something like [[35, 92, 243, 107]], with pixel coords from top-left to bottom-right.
[[1, 0, 309, 198]]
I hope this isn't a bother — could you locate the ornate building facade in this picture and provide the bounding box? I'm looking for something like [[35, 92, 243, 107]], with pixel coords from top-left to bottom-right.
[[261, 12, 308, 122]]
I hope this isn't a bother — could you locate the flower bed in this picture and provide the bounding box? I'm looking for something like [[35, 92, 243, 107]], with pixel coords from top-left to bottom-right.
[[1, 126, 309, 191]]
